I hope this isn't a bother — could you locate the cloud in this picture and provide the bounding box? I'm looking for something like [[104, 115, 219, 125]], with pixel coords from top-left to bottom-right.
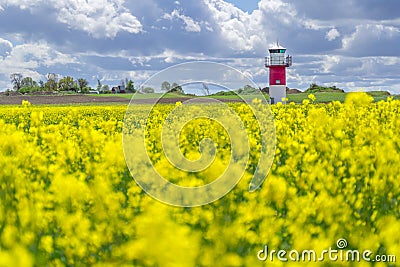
[[0, 0, 143, 38], [202, 0, 342, 55], [0, 37, 12, 57], [325, 28, 340, 41], [202, 0, 267, 53], [0, 40, 78, 85], [290, 0, 400, 20], [163, 9, 202, 32], [341, 24, 400, 56], [55, 0, 142, 38], [11, 42, 77, 68]]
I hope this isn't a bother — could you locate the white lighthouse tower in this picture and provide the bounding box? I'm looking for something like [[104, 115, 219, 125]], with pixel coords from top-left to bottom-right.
[[265, 43, 292, 104]]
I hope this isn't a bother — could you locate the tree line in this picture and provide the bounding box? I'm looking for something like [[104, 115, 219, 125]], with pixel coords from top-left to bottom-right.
[[8, 73, 187, 95], [8, 73, 136, 94], [106, 80, 184, 94]]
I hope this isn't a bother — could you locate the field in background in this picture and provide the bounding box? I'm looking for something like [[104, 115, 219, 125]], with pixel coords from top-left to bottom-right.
[[96, 92, 190, 100], [0, 90, 397, 105], [288, 92, 347, 103], [96, 91, 397, 104], [288, 91, 397, 103]]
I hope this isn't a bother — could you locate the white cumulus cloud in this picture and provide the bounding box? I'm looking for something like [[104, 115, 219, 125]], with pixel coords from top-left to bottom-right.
[[0, 0, 143, 38], [203, 0, 264, 52], [0, 41, 77, 75], [325, 28, 340, 41], [163, 9, 202, 32], [55, 0, 142, 38], [0, 37, 12, 57], [341, 24, 400, 56]]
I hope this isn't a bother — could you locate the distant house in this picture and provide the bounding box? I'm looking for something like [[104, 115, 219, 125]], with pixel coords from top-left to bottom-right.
[[111, 85, 126, 94], [118, 85, 126, 93]]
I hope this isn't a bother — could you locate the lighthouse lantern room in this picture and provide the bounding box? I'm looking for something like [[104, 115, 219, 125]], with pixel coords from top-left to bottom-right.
[[265, 43, 292, 104]]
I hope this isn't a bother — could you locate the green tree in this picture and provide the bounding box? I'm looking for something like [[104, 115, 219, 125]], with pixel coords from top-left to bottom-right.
[[100, 85, 110, 94], [77, 78, 89, 92], [20, 77, 37, 88], [169, 82, 183, 94], [58, 76, 76, 91], [97, 79, 102, 91], [45, 73, 58, 91], [161, 81, 171, 92], [38, 80, 45, 89], [238, 84, 258, 95], [45, 80, 57, 91], [19, 77, 40, 93], [126, 79, 136, 93], [10, 73, 23, 91], [305, 83, 344, 93], [142, 87, 155, 94], [80, 85, 90, 93]]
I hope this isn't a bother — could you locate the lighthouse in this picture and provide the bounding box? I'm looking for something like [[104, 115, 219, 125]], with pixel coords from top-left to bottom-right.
[[265, 43, 292, 104]]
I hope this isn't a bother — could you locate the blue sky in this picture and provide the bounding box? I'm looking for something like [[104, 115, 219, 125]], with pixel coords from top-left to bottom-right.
[[224, 0, 259, 12], [0, 0, 399, 93]]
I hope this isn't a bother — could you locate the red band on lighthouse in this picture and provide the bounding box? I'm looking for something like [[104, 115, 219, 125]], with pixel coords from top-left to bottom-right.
[[269, 67, 286, 85]]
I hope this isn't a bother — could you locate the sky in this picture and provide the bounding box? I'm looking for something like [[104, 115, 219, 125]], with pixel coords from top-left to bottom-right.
[[0, 0, 399, 93]]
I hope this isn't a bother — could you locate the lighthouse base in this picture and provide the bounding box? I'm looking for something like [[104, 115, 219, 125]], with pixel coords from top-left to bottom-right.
[[269, 85, 286, 104]]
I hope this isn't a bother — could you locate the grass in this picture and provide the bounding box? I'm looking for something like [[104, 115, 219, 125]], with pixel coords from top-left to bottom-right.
[[96, 93, 269, 102], [288, 92, 347, 103], [365, 91, 390, 97], [85, 91, 398, 105], [288, 91, 395, 103], [204, 94, 269, 101], [52, 102, 129, 107], [7, 91, 396, 106], [95, 93, 190, 99]]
